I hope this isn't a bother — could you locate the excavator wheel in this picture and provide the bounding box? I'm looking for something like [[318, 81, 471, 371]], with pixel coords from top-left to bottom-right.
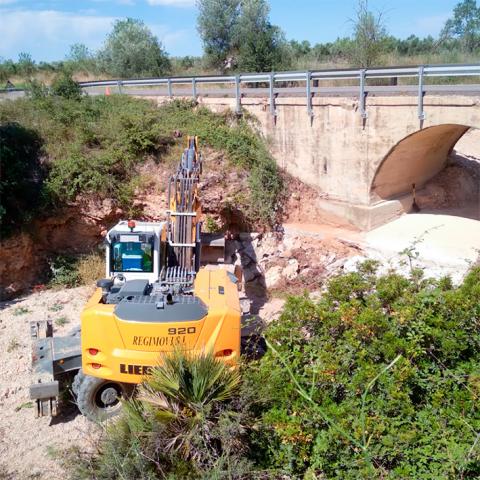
[[75, 374, 133, 422], [72, 369, 85, 396]]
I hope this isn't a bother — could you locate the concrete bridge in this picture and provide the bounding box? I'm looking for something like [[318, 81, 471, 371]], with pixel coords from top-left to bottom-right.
[[148, 91, 480, 229], [4, 65, 479, 229]]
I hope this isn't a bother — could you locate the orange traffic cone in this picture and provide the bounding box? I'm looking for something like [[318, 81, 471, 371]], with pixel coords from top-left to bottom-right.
[[105, 86, 111, 96]]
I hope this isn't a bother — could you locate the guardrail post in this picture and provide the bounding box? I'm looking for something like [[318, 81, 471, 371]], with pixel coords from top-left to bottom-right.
[[417, 65, 426, 124], [235, 75, 242, 115], [168, 79, 172, 98], [359, 69, 367, 119], [269, 72, 276, 118], [117, 80, 123, 94], [306, 71, 313, 120], [192, 78, 197, 101]]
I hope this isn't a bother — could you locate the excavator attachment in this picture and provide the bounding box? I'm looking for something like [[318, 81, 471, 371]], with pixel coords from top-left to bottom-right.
[[167, 136, 228, 269]]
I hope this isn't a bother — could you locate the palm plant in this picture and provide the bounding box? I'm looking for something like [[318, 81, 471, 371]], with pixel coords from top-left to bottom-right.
[[72, 350, 248, 479], [137, 349, 242, 467]]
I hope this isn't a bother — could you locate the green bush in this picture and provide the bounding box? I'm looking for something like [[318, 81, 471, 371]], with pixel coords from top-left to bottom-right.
[[50, 72, 82, 100], [68, 266, 480, 478], [244, 265, 480, 479], [48, 254, 81, 288], [0, 96, 282, 233], [47, 251, 105, 288], [0, 122, 44, 234]]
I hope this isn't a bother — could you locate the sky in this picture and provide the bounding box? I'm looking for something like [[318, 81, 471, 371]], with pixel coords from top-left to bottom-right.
[[0, 0, 462, 62]]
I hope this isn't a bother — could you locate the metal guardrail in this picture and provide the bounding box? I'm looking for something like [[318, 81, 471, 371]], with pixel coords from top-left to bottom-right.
[[78, 64, 480, 121], [2, 64, 479, 120]]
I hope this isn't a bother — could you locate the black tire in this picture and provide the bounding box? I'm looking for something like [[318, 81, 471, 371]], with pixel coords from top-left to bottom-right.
[[241, 334, 267, 360], [76, 374, 133, 422], [72, 369, 85, 396]]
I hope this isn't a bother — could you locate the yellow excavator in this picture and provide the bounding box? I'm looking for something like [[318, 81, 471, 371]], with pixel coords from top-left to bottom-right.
[[30, 137, 242, 421]]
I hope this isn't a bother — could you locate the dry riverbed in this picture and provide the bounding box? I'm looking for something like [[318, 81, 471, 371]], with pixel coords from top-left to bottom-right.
[[0, 286, 98, 480]]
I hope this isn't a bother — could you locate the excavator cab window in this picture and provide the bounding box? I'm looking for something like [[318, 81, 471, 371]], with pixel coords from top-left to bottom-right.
[[111, 234, 154, 273]]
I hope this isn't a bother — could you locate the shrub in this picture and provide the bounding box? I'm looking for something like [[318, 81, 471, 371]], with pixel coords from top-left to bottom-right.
[[48, 254, 80, 288], [244, 266, 480, 479], [71, 350, 251, 479], [0, 122, 44, 235], [50, 72, 82, 100], [0, 96, 281, 232], [67, 266, 480, 478]]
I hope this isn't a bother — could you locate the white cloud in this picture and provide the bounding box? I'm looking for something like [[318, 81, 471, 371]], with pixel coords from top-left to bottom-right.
[[0, 8, 198, 61], [0, 9, 117, 61], [0, 0, 17, 5], [146, 0, 195, 7]]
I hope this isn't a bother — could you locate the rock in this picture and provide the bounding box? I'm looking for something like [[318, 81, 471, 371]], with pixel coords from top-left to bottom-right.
[[343, 255, 368, 273], [279, 249, 293, 259], [325, 253, 337, 264], [265, 266, 283, 288], [283, 235, 302, 250], [282, 259, 299, 280], [258, 298, 286, 323]]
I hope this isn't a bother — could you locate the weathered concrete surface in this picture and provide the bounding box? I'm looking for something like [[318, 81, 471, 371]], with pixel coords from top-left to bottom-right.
[[148, 94, 480, 229]]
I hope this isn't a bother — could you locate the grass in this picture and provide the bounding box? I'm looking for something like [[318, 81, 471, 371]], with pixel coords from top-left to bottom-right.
[[14, 401, 33, 412], [48, 303, 64, 312], [0, 94, 282, 236], [7, 338, 20, 352], [55, 316, 69, 327], [12, 306, 30, 316]]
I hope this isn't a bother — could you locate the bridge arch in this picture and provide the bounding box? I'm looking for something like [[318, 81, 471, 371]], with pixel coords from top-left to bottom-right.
[[370, 124, 478, 203]]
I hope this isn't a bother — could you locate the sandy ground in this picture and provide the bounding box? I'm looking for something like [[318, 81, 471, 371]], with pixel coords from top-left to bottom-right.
[[361, 213, 480, 282], [0, 286, 98, 480]]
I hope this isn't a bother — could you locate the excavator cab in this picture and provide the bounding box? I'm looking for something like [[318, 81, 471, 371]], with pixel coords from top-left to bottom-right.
[[105, 221, 166, 283]]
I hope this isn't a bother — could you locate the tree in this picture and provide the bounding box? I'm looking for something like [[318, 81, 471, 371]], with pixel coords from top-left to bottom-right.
[[17, 52, 35, 77], [196, 0, 240, 70], [0, 58, 17, 83], [350, 0, 388, 67], [98, 18, 171, 78], [442, 0, 480, 51], [0, 123, 43, 235], [67, 43, 92, 64], [234, 0, 290, 72], [66, 44, 98, 74]]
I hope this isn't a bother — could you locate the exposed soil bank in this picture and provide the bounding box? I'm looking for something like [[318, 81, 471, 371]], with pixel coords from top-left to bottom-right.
[[0, 151, 251, 300]]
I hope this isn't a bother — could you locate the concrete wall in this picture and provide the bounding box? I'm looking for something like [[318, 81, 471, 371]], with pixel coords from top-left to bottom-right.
[[150, 93, 480, 229]]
